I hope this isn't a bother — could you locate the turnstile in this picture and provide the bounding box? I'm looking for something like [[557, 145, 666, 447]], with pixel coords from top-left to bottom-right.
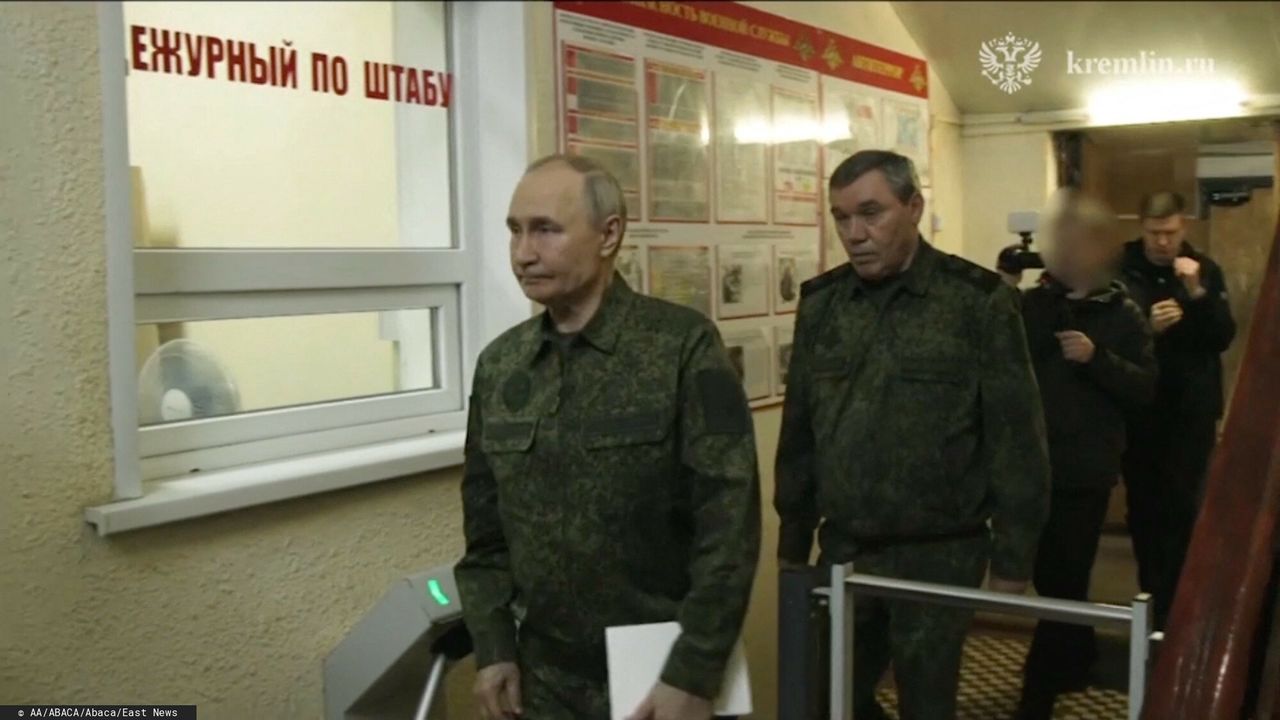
[[324, 564, 472, 720], [778, 567, 830, 720], [780, 564, 1155, 720]]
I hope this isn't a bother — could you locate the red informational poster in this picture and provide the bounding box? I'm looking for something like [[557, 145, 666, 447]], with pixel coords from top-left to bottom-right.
[[555, 1, 928, 98], [563, 43, 643, 219]]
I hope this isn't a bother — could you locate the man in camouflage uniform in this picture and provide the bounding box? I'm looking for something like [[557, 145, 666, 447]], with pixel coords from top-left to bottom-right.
[[456, 154, 761, 720], [775, 150, 1051, 720]]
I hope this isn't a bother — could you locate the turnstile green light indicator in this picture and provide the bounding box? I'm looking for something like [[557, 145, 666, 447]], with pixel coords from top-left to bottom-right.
[[427, 578, 451, 606]]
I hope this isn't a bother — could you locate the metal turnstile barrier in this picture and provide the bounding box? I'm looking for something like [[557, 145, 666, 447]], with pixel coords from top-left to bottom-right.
[[778, 565, 1156, 720], [324, 564, 472, 720]]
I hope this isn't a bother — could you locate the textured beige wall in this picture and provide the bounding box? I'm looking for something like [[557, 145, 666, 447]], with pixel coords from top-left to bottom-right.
[[0, 3, 468, 716], [960, 131, 1057, 275]]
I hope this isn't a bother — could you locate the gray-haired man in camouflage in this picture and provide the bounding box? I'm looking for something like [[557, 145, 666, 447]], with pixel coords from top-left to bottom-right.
[[776, 151, 1051, 720], [456, 154, 761, 720]]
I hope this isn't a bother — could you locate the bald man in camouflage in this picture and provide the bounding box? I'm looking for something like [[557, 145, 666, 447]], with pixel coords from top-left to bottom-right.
[[456, 154, 761, 720], [776, 150, 1051, 720]]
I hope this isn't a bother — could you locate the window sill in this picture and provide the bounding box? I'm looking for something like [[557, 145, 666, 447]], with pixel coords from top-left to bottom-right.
[[85, 430, 465, 536]]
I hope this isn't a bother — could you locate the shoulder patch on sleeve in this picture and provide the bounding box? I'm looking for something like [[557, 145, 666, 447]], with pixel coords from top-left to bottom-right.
[[800, 263, 853, 298], [940, 253, 1002, 293], [696, 368, 752, 435]]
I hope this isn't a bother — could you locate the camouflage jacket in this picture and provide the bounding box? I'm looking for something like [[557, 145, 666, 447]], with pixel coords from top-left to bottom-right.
[[456, 274, 761, 699], [774, 241, 1050, 580]]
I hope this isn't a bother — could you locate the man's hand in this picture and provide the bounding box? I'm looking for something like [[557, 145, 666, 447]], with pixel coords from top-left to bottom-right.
[[1150, 299, 1184, 334], [474, 662, 522, 720], [1055, 331, 1096, 364], [1174, 256, 1206, 299], [988, 575, 1029, 594], [626, 682, 714, 720]]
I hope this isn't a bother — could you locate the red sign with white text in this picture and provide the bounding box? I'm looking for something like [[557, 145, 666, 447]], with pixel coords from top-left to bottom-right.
[[553, 0, 929, 98]]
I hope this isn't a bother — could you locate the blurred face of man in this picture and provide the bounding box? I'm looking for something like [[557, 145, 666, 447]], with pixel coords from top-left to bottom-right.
[[829, 169, 923, 282], [1045, 219, 1113, 291], [506, 163, 620, 307], [1141, 214, 1185, 266]]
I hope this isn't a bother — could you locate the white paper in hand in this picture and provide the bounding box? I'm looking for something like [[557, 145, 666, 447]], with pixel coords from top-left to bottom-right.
[[605, 621, 751, 720]]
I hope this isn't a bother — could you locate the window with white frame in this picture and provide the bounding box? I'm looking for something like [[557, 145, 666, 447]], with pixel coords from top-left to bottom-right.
[[88, 0, 532, 534]]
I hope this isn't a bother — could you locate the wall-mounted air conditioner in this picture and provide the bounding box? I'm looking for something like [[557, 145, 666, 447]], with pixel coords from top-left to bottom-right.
[[1196, 149, 1274, 211]]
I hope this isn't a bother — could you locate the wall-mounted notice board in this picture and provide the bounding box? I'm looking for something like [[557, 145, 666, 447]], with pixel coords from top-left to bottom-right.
[[554, 1, 929, 406]]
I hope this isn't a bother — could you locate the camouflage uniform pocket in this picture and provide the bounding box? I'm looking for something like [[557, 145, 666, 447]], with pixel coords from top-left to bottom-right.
[[896, 356, 966, 386], [481, 417, 539, 488], [893, 356, 971, 428], [481, 417, 539, 452], [579, 407, 676, 513], [888, 358, 975, 513], [580, 409, 670, 448]]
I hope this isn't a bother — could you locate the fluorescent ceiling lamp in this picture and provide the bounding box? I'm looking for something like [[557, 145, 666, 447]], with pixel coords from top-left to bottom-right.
[[1087, 78, 1247, 126]]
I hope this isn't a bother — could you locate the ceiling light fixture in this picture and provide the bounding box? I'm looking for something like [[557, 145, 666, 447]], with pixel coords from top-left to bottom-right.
[[1087, 78, 1247, 126]]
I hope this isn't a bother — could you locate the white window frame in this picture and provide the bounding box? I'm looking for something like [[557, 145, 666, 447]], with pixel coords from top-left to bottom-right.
[[87, 0, 532, 535]]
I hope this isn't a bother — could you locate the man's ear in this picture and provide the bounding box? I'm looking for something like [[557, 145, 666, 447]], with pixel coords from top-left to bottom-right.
[[599, 215, 623, 258], [907, 192, 925, 227]]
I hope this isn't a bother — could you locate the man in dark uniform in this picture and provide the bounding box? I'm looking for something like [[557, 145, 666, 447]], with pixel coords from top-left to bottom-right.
[[456, 154, 761, 720], [1120, 191, 1236, 629], [775, 150, 1051, 720], [1016, 190, 1157, 719]]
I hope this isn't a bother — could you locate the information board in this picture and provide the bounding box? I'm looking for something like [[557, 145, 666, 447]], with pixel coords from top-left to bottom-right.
[[554, 0, 930, 406]]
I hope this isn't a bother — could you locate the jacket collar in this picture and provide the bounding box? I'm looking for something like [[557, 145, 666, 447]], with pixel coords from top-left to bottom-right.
[[520, 272, 633, 366], [1124, 237, 1201, 273], [1039, 271, 1126, 304], [848, 236, 937, 299], [570, 271, 632, 354]]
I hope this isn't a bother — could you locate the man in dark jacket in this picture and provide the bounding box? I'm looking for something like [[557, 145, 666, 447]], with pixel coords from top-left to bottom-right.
[[1119, 191, 1236, 629], [1016, 190, 1157, 719]]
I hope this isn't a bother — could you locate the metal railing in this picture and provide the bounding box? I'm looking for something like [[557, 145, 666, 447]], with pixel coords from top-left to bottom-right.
[[818, 564, 1155, 720]]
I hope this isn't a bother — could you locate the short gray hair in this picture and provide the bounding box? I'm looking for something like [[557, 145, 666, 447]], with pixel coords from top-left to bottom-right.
[[828, 150, 921, 204], [525, 153, 627, 238]]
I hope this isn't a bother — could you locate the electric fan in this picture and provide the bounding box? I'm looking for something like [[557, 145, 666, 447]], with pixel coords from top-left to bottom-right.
[[137, 339, 241, 423]]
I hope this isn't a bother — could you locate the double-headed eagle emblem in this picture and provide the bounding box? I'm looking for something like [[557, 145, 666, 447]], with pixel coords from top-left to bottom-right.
[[979, 33, 1041, 94]]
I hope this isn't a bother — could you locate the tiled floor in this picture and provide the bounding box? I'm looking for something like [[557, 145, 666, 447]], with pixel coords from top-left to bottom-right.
[[871, 530, 1142, 719], [874, 634, 1130, 720]]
